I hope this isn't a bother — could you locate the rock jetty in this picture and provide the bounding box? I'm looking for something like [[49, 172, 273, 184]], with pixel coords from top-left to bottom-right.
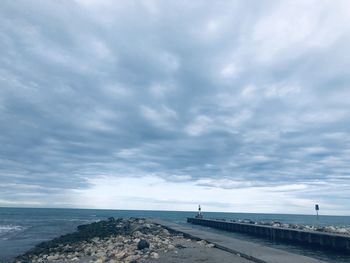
[[15, 217, 212, 263], [217, 218, 350, 236]]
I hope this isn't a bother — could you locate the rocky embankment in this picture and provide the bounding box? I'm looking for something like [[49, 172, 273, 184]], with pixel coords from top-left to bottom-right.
[[15, 217, 212, 263], [220, 218, 350, 235]]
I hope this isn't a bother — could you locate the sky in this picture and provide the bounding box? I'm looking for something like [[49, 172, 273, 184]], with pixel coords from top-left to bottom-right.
[[1, 0, 350, 215]]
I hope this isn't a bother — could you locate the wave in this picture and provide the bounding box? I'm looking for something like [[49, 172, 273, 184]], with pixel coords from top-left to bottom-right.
[[0, 225, 25, 235]]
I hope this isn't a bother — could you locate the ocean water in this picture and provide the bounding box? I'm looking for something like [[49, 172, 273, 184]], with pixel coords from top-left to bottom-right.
[[0, 207, 349, 262]]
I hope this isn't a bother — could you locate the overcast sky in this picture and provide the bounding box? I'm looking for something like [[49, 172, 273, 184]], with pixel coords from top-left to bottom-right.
[[1, 0, 350, 215]]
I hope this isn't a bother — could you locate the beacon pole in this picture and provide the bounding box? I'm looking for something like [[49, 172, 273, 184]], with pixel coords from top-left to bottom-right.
[[195, 205, 203, 219], [315, 204, 319, 220]]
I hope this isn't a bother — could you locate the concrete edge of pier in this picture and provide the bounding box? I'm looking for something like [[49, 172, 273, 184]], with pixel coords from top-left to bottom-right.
[[188, 218, 350, 253], [149, 219, 328, 263]]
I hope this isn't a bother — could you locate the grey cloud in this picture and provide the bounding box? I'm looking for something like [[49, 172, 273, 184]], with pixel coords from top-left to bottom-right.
[[1, 0, 350, 212]]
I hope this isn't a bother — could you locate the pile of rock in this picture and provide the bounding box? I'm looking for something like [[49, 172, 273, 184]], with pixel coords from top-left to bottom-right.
[[14, 218, 197, 263], [227, 219, 350, 236]]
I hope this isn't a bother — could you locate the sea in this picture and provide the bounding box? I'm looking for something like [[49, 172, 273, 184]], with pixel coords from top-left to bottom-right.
[[0, 207, 349, 262]]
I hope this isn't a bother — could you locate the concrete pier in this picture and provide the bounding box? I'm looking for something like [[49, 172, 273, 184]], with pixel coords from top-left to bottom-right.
[[151, 219, 327, 263], [187, 218, 350, 253]]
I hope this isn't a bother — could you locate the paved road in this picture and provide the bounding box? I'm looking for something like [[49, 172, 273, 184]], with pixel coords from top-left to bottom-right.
[[151, 219, 328, 263]]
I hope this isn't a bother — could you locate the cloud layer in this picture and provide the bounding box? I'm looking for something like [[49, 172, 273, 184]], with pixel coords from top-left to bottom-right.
[[1, 0, 350, 214]]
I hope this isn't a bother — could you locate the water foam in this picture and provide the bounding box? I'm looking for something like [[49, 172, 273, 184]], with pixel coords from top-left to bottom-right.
[[0, 225, 24, 234]]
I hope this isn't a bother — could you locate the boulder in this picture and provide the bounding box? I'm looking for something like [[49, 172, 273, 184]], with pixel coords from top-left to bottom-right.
[[137, 240, 150, 250]]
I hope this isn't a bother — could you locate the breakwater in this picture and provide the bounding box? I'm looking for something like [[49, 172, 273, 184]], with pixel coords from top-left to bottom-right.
[[15, 218, 194, 263], [187, 218, 350, 253]]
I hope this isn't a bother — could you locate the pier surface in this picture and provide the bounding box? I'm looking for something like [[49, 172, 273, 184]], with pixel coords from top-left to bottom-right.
[[187, 218, 350, 253], [151, 219, 327, 263]]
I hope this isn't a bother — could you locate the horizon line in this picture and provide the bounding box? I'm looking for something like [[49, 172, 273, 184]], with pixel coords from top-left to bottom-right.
[[0, 206, 349, 217]]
